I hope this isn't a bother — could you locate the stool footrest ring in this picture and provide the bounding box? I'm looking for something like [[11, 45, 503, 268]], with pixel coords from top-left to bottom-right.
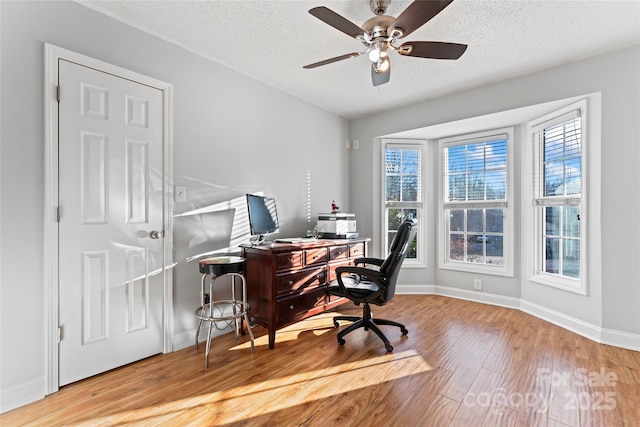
[[195, 300, 251, 322]]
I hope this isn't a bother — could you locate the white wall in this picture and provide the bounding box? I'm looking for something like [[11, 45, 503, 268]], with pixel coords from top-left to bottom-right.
[[350, 45, 640, 341], [0, 0, 349, 410]]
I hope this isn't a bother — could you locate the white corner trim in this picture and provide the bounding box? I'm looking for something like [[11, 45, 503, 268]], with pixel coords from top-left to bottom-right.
[[397, 283, 639, 351]]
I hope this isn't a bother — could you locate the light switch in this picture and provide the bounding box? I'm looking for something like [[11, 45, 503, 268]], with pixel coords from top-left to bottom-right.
[[175, 186, 186, 202]]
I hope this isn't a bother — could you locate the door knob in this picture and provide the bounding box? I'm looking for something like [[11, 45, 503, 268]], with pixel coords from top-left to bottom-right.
[[149, 230, 164, 239]]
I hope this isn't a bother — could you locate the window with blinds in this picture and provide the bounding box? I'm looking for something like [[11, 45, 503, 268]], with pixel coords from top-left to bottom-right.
[[532, 109, 582, 281], [440, 128, 513, 275], [384, 143, 422, 260]]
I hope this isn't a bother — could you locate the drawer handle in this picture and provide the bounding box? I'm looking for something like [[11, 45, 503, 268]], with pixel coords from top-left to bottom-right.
[[288, 258, 294, 263], [289, 305, 294, 310], [288, 280, 293, 285]]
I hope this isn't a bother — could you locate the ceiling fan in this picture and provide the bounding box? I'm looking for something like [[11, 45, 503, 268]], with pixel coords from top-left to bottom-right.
[[303, 0, 467, 87]]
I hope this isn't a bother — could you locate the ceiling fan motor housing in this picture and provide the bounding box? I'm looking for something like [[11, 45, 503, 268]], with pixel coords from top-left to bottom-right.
[[362, 15, 395, 40]]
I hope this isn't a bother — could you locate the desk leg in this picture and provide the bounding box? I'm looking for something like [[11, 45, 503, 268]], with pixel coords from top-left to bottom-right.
[[268, 329, 276, 349]]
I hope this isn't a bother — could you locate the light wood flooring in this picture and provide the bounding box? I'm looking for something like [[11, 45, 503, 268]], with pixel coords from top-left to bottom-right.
[[2, 295, 639, 426]]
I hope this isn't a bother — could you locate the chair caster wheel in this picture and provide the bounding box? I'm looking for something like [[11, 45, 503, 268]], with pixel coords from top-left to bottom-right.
[[385, 344, 394, 352], [333, 320, 340, 328], [338, 338, 345, 345], [401, 327, 408, 335]]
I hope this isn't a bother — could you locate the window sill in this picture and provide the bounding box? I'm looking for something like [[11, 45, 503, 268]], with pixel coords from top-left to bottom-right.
[[440, 261, 513, 277], [402, 259, 427, 269], [529, 272, 587, 295]]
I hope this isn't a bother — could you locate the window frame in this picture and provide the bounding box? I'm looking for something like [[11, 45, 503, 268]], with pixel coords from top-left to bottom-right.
[[528, 100, 588, 294], [381, 140, 426, 267], [438, 127, 515, 277]]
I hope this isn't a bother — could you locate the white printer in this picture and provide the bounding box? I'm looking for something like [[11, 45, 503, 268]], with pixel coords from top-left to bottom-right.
[[316, 213, 358, 239]]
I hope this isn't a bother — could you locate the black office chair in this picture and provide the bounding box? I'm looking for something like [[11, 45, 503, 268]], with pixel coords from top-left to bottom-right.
[[328, 218, 417, 352]]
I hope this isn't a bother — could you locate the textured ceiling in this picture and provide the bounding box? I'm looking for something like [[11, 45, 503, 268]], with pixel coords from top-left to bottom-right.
[[78, 0, 640, 119]]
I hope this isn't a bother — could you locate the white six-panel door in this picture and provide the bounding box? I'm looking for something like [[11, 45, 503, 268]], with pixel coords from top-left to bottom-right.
[[57, 59, 166, 386]]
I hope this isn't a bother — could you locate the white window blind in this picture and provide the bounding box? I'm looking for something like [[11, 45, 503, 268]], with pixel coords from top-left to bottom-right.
[[533, 109, 582, 203]]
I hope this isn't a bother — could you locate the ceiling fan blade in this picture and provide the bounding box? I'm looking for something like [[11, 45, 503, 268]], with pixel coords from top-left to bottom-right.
[[303, 52, 362, 69], [309, 7, 365, 39], [371, 61, 391, 87], [390, 0, 454, 39], [398, 41, 467, 60]]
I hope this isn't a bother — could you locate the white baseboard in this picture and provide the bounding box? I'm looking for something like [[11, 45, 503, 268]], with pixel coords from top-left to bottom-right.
[[0, 378, 44, 413], [397, 283, 520, 309], [172, 324, 233, 351], [600, 327, 640, 351], [397, 283, 639, 352], [521, 300, 640, 351], [520, 299, 603, 343]]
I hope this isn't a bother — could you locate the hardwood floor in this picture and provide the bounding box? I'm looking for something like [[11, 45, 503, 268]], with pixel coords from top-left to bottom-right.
[[3, 295, 639, 426]]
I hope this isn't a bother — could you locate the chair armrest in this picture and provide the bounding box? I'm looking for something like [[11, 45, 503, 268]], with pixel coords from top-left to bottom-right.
[[333, 265, 384, 298], [335, 265, 382, 277], [353, 257, 384, 267]]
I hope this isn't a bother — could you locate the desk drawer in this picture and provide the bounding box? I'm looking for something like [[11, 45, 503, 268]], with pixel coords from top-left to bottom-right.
[[327, 260, 354, 283], [305, 248, 328, 266], [275, 251, 303, 271], [277, 287, 326, 322], [276, 267, 325, 295], [329, 245, 348, 261], [349, 242, 365, 259]]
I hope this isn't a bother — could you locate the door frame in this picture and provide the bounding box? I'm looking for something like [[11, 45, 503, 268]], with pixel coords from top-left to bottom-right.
[[44, 43, 174, 394]]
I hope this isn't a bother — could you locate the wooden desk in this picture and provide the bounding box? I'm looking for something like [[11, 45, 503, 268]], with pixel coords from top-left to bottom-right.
[[241, 238, 368, 349]]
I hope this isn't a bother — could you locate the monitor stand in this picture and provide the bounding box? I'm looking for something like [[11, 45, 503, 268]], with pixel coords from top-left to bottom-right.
[[250, 235, 267, 245]]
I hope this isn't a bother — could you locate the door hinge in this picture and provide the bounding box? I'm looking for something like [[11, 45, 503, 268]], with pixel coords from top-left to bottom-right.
[[56, 206, 61, 222], [57, 326, 63, 343], [56, 85, 60, 103]]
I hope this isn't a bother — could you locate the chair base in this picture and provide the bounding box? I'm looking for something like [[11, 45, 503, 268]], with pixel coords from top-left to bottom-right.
[[333, 303, 408, 352]]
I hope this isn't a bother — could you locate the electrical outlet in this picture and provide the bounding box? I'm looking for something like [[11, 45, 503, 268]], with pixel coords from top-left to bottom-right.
[[474, 279, 483, 290], [353, 140, 359, 150]]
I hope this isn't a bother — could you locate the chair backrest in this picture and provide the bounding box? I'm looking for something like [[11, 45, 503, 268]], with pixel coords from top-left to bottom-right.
[[378, 219, 418, 302]]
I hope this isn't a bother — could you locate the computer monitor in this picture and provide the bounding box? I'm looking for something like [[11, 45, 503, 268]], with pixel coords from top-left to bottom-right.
[[246, 194, 279, 241]]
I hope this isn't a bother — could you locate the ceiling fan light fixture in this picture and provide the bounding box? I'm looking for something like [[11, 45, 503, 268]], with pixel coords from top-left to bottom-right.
[[374, 57, 390, 73], [368, 41, 388, 62], [368, 48, 380, 62]]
